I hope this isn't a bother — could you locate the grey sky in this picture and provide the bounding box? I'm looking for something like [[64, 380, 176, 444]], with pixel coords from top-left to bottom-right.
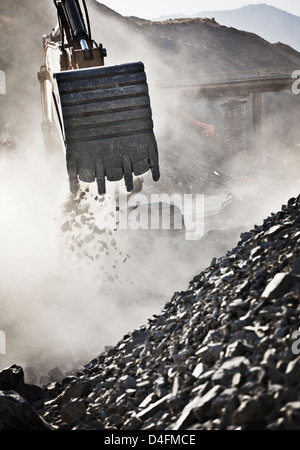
[[100, 1, 300, 19]]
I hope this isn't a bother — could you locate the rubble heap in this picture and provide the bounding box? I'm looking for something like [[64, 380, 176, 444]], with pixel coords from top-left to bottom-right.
[[1, 194, 300, 430]]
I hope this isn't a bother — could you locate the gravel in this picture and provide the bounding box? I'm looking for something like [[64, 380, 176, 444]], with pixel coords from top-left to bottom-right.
[[2, 192, 300, 430]]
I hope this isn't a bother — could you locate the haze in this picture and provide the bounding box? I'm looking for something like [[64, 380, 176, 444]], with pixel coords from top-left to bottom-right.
[[100, 0, 300, 19]]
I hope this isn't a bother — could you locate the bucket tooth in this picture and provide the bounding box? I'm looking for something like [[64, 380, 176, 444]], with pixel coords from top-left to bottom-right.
[[67, 157, 80, 194], [123, 155, 133, 192], [55, 62, 159, 194], [149, 143, 160, 182], [96, 158, 106, 195]]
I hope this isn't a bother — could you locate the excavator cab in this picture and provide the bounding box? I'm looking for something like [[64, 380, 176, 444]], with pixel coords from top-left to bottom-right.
[[38, 0, 160, 195]]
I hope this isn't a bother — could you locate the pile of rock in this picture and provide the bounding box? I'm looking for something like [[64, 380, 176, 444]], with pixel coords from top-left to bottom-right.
[[1, 194, 300, 430]]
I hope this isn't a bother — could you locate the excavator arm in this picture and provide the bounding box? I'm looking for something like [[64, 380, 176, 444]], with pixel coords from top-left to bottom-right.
[[38, 0, 160, 196], [54, 0, 107, 69]]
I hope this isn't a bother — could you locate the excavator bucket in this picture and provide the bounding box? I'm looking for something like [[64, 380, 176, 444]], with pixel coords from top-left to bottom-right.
[[55, 61, 160, 195]]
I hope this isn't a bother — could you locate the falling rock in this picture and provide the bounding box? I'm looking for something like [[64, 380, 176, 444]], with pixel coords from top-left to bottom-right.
[[84, 234, 95, 244], [61, 221, 71, 232]]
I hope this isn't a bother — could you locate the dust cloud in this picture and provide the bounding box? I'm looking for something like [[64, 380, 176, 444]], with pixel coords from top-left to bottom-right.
[[0, 0, 300, 380]]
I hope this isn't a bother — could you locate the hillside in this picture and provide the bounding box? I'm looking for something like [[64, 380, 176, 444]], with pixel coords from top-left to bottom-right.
[[129, 16, 300, 80], [155, 4, 300, 52]]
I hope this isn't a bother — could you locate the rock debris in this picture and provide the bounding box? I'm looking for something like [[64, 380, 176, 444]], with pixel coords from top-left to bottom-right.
[[2, 193, 300, 430]]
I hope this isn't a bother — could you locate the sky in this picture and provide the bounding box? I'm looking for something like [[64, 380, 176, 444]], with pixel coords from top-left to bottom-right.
[[99, 1, 300, 19]]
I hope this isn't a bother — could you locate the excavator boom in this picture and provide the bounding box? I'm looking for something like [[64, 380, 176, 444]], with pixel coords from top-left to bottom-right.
[[38, 0, 160, 195]]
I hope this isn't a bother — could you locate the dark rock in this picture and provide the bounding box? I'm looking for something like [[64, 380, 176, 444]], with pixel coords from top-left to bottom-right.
[[119, 375, 137, 389], [233, 395, 275, 425], [48, 367, 64, 384], [136, 394, 172, 421], [0, 365, 24, 391], [219, 395, 240, 430], [172, 385, 222, 430], [61, 399, 86, 424], [15, 383, 45, 404], [261, 273, 298, 299], [283, 401, 300, 423], [60, 381, 91, 405], [123, 415, 143, 430], [40, 375, 51, 387], [211, 357, 250, 385], [0, 391, 52, 430]]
